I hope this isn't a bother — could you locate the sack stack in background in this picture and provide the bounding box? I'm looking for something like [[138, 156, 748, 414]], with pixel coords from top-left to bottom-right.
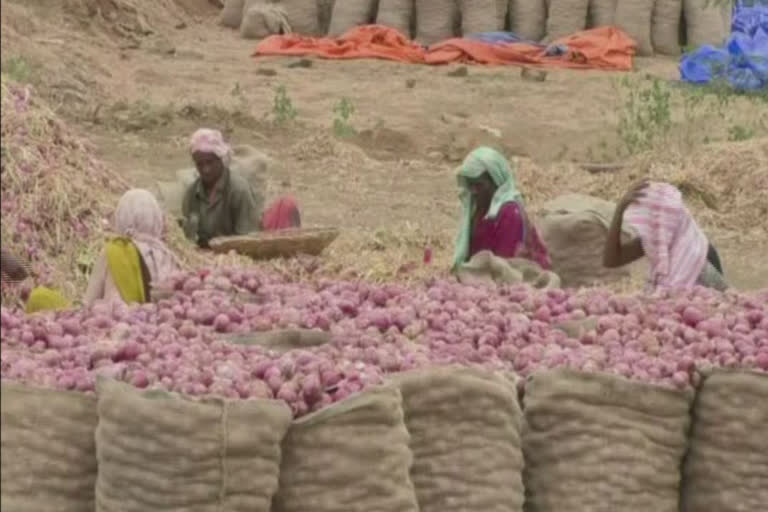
[[241, 1, 292, 40], [543, 0, 590, 43], [415, 0, 459, 45], [1, 384, 98, 512], [681, 370, 768, 512], [272, 385, 420, 512], [614, 0, 655, 56], [459, 0, 506, 35], [219, 0, 247, 28], [588, 0, 616, 29], [393, 367, 526, 512], [509, 0, 547, 41], [377, 0, 414, 37], [523, 370, 694, 512], [683, 0, 732, 48], [95, 380, 292, 512], [327, 0, 379, 37], [652, 0, 683, 55]]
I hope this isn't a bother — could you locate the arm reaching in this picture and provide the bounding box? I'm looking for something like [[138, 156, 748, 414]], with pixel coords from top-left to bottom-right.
[[603, 181, 648, 268]]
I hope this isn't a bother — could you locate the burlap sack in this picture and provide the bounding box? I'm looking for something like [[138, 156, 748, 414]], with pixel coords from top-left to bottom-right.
[[327, 0, 378, 36], [509, 0, 547, 41], [377, 0, 414, 37], [272, 385, 419, 512], [153, 180, 186, 216], [456, 250, 561, 289], [651, 0, 682, 55], [544, 0, 589, 42], [587, 0, 615, 27], [219, 0, 247, 28], [523, 369, 693, 512], [318, 0, 336, 34], [459, 0, 505, 35], [681, 370, 768, 512], [536, 194, 635, 287], [614, 0, 654, 56], [241, 2, 292, 39], [415, 0, 459, 46], [392, 367, 525, 512], [1, 383, 98, 512], [94, 379, 292, 512], [282, 0, 321, 35], [683, 0, 731, 48]]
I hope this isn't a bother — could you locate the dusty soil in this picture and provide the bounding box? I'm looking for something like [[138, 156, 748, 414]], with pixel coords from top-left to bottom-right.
[[2, 0, 766, 290]]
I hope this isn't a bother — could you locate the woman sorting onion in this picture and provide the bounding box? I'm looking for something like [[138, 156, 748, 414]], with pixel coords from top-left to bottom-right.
[[452, 147, 552, 272], [603, 180, 727, 291]]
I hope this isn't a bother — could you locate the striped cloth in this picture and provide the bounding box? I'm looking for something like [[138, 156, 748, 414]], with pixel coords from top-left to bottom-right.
[[624, 182, 708, 289]]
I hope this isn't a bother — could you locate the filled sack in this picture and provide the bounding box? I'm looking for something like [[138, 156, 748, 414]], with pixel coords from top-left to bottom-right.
[[94, 379, 292, 512], [681, 370, 768, 512], [509, 0, 547, 41], [523, 369, 694, 512], [282, 0, 322, 35], [241, 2, 292, 39], [415, 0, 459, 46], [683, 0, 731, 48], [392, 367, 525, 512], [272, 385, 419, 512], [652, 0, 683, 55], [544, 0, 590, 42], [327, 0, 379, 36], [587, 0, 616, 27], [219, 0, 247, 28], [459, 0, 505, 35], [614, 0, 655, 56], [377, 0, 414, 37], [1, 383, 98, 512]]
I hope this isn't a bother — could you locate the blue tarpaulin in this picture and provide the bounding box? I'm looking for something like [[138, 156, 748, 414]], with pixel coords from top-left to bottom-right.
[[680, 2, 768, 90]]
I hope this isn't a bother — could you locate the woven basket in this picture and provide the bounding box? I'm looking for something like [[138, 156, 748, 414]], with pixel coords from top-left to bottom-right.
[[209, 228, 339, 259]]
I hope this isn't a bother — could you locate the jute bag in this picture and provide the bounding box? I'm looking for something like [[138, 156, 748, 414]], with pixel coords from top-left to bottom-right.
[[392, 367, 525, 512], [327, 0, 379, 36], [509, 0, 547, 41], [523, 369, 693, 512], [459, 0, 505, 35], [318, 0, 335, 34], [377, 0, 414, 37], [241, 2, 292, 39], [219, 0, 247, 28], [536, 194, 635, 287], [282, 0, 321, 35], [614, 0, 655, 56], [683, 0, 730, 48], [587, 0, 615, 27], [544, 0, 590, 42], [1, 383, 98, 512], [681, 370, 768, 512], [415, 0, 459, 46], [652, 0, 682, 55], [456, 251, 561, 289], [95, 379, 292, 512], [272, 385, 419, 512]]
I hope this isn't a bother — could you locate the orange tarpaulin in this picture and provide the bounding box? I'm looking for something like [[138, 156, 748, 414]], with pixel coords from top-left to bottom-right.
[[254, 25, 636, 71]]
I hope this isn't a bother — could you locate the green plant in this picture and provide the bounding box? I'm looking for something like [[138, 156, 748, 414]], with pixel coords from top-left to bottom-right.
[[616, 77, 672, 155], [272, 85, 297, 124], [1, 56, 35, 83], [333, 97, 356, 137], [728, 124, 755, 141]]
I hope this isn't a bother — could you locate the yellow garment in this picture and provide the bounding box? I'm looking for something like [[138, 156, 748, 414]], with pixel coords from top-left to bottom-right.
[[25, 287, 72, 314], [105, 237, 146, 304]]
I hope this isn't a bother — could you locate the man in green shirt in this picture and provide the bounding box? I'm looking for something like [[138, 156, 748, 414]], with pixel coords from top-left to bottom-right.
[[181, 129, 260, 248]]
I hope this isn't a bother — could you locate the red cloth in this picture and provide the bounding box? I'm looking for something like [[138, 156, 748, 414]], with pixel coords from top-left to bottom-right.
[[254, 25, 635, 71], [262, 196, 301, 231], [470, 202, 552, 270]]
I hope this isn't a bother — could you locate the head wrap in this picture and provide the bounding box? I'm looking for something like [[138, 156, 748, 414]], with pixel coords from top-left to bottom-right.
[[190, 128, 233, 167], [113, 189, 181, 284], [452, 147, 523, 268]]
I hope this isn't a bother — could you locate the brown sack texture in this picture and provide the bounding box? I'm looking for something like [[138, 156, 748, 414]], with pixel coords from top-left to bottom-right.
[[415, 0, 459, 46], [272, 385, 419, 512], [652, 0, 683, 55], [328, 0, 379, 36], [509, 0, 547, 41], [219, 0, 247, 28], [587, 0, 616, 28], [523, 369, 693, 512], [681, 370, 768, 512], [544, 0, 590, 42], [282, 0, 321, 35], [94, 379, 292, 512], [377, 0, 414, 37], [683, 0, 730, 48], [614, 0, 655, 56], [459, 0, 505, 35], [1, 383, 98, 512], [393, 367, 525, 512]]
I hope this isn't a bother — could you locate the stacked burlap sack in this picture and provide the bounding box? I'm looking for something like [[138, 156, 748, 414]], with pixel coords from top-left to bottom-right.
[[681, 370, 768, 512], [456, 251, 562, 289], [535, 194, 635, 288], [522, 369, 694, 512]]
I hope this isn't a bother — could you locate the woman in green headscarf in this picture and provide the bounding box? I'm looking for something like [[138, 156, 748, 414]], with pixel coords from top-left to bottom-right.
[[452, 147, 551, 271]]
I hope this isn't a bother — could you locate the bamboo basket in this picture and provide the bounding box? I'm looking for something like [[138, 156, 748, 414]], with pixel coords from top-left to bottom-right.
[[209, 228, 340, 260]]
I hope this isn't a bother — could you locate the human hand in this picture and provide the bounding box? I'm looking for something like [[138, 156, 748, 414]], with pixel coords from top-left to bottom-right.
[[618, 179, 650, 211]]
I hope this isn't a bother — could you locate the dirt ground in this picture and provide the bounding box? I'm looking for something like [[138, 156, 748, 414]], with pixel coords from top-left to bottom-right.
[[2, 0, 767, 290]]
